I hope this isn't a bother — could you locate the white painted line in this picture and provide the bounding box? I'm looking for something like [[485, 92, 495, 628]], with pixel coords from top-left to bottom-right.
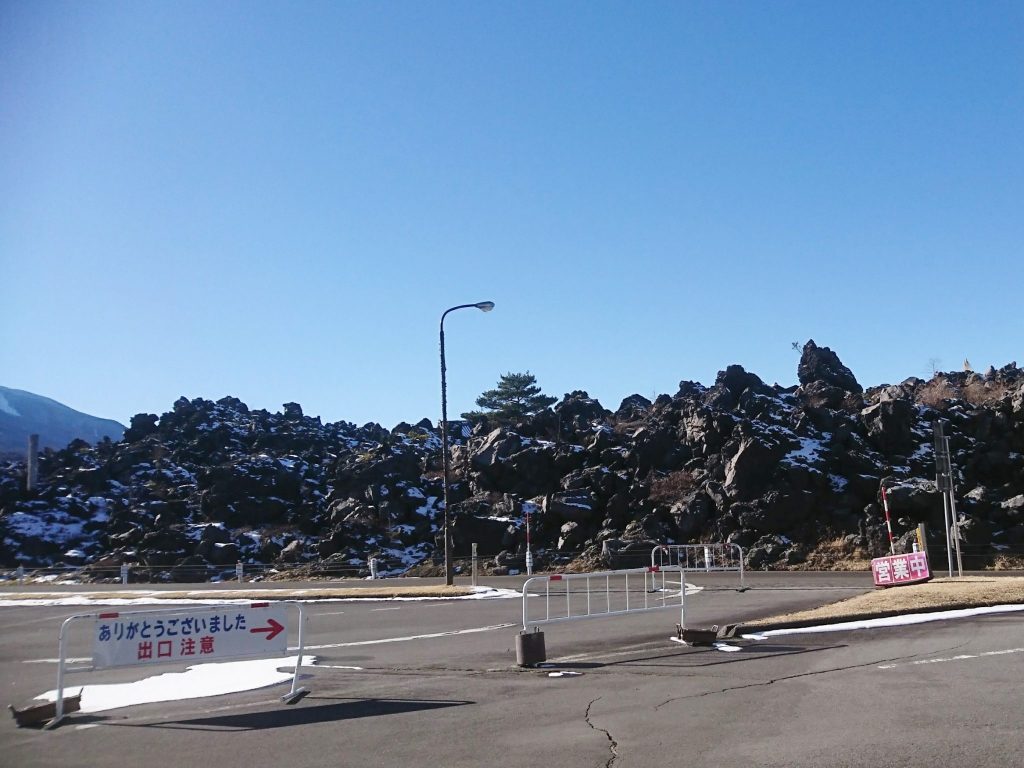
[[878, 647, 1024, 670], [304, 623, 515, 650], [552, 641, 666, 664], [24, 657, 90, 664], [315, 610, 347, 616], [370, 607, 401, 612]]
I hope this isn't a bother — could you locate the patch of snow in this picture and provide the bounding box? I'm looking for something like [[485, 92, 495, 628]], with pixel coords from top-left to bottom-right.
[[712, 642, 741, 653], [0, 392, 20, 416], [36, 655, 312, 713], [0, 585, 524, 608], [782, 435, 829, 467], [5, 509, 87, 545], [749, 604, 1024, 637]]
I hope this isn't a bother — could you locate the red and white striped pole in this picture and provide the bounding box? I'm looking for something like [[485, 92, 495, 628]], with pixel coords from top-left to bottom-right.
[[880, 485, 896, 555]]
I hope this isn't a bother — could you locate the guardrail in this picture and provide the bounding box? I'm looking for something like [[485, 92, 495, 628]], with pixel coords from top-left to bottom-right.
[[521, 565, 686, 632], [0, 562, 365, 585], [651, 543, 746, 591]]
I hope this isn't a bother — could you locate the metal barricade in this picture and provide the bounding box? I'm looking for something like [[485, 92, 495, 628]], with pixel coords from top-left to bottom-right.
[[651, 543, 746, 590], [521, 566, 685, 632], [44, 601, 309, 729]]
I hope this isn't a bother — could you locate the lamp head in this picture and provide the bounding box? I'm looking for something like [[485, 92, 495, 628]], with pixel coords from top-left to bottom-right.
[[475, 301, 495, 312]]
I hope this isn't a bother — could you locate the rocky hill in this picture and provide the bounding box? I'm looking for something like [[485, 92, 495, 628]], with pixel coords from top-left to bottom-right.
[[2, 342, 1023, 579]]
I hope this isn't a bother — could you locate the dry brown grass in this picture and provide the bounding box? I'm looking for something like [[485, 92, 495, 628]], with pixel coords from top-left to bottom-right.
[[745, 576, 1024, 628], [648, 469, 697, 505], [916, 378, 958, 408], [915, 376, 1013, 409], [961, 378, 1012, 406], [0, 585, 476, 602], [795, 537, 874, 571]]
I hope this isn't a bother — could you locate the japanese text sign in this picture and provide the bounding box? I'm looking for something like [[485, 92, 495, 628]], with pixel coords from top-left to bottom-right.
[[871, 552, 931, 588], [92, 603, 288, 669]]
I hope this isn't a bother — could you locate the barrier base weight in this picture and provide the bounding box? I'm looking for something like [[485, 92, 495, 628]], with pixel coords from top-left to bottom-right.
[[281, 687, 310, 705], [516, 630, 546, 667]]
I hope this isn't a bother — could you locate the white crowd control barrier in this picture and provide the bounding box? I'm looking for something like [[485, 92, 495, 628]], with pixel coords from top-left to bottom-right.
[[46, 601, 308, 729], [651, 543, 746, 591], [521, 566, 686, 632]]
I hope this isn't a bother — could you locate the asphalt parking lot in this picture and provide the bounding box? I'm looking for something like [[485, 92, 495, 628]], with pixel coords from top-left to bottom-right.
[[3, 572, 1023, 768]]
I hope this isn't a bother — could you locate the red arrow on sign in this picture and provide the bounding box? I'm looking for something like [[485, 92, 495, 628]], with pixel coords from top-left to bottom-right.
[[250, 618, 284, 641]]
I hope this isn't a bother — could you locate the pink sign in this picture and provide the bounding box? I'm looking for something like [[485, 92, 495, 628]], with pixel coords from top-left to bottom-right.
[[872, 552, 931, 587]]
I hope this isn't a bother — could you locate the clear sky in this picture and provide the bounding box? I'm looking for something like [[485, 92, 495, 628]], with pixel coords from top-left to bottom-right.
[[2, 1, 1022, 429]]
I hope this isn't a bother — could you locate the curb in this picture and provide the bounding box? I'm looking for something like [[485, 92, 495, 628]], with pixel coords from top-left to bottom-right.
[[732, 600, 1024, 633]]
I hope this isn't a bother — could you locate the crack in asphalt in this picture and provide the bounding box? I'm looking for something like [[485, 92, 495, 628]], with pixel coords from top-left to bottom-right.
[[652, 651, 926, 710], [585, 697, 619, 768]]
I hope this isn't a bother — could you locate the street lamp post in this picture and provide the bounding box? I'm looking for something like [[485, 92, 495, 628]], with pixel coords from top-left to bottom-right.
[[440, 301, 495, 586]]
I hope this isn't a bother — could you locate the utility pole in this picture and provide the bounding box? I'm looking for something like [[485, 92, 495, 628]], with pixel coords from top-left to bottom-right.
[[933, 422, 962, 578]]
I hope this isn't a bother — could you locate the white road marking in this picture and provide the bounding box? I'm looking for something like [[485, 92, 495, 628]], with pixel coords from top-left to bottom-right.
[[309, 664, 364, 670], [878, 647, 1024, 670], [303, 623, 515, 650], [551, 642, 667, 663], [370, 607, 401, 612], [315, 610, 347, 616], [24, 657, 90, 664]]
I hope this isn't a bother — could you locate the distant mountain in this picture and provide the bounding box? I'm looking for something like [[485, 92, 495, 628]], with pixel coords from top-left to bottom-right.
[[0, 386, 125, 456]]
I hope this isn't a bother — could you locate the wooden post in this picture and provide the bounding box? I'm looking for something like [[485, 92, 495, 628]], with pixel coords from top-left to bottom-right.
[[26, 434, 39, 491]]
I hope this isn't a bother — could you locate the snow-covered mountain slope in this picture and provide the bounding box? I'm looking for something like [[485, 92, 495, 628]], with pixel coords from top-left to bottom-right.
[[0, 386, 125, 456]]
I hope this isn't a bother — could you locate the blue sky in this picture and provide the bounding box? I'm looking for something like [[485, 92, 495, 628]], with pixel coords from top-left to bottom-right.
[[2, 1, 1021, 428]]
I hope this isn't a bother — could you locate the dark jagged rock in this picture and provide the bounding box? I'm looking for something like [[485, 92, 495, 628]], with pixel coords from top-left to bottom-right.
[[124, 413, 159, 442], [798, 340, 862, 393], [3, 353, 1024, 575], [555, 391, 610, 427], [615, 394, 652, 421]]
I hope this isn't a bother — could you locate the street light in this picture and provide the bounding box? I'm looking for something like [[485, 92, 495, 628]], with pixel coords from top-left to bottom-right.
[[440, 301, 495, 586]]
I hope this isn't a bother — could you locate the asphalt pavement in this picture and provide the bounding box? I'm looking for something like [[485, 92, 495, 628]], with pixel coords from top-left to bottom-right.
[[2, 572, 1022, 768]]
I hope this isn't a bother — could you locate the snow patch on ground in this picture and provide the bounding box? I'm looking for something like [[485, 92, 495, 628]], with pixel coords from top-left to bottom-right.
[[746, 604, 1024, 638], [0, 585, 522, 607], [36, 654, 312, 713], [782, 435, 828, 467]]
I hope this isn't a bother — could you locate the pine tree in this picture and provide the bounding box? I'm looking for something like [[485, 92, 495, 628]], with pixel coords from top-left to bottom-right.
[[462, 371, 556, 425]]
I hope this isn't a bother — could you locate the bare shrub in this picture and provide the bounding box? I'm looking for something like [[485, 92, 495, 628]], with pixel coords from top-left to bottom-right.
[[916, 379, 958, 408], [961, 378, 1010, 406], [648, 469, 697, 505]]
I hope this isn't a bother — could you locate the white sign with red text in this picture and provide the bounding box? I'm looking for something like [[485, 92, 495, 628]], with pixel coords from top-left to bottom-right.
[[92, 603, 289, 669]]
